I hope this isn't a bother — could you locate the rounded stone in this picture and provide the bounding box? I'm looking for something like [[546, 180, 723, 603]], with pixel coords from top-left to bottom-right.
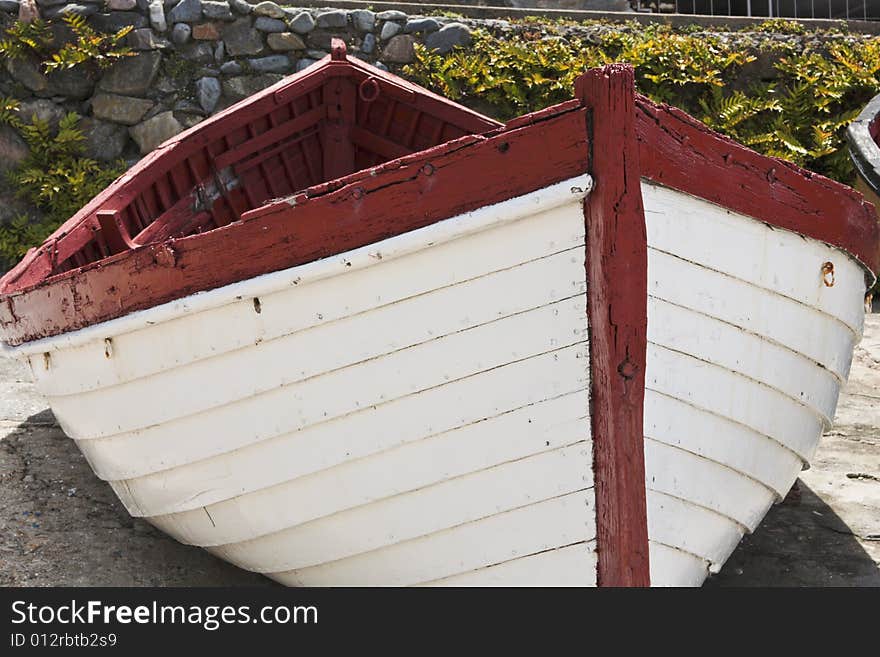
[[195, 76, 221, 113], [252, 0, 282, 18], [171, 22, 191, 44], [424, 23, 473, 55], [381, 35, 414, 64], [379, 21, 400, 41], [404, 18, 440, 34], [267, 32, 305, 52], [316, 9, 347, 29], [288, 11, 315, 35], [254, 16, 286, 32], [351, 9, 375, 33]]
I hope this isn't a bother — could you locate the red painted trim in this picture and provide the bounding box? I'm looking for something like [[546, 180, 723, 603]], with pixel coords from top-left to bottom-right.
[[0, 107, 587, 345], [636, 96, 880, 277], [0, 54, 500, 295], [578, 66, 651, 588]]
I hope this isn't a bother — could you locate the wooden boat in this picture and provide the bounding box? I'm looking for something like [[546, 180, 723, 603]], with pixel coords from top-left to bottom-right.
[[848, 92, 880, 225], [2, 41, 877, 586]]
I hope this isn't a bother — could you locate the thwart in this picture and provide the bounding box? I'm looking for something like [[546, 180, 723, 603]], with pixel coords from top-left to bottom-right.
[[1, 41, 877, 586]]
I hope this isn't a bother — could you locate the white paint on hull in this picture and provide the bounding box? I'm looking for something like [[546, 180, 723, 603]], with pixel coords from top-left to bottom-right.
[[269, 491, 596, 586], [203, 443, 593, 572], [643, 183, 867, 336], [648, 542, 710, 587], [647, 490, 743, 571], [5, 175, 869, 587], [416, 542, 598, 587], [642, 182, 866, 585]]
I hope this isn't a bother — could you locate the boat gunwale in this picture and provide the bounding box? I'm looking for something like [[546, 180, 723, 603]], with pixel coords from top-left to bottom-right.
[[637, 95, 880, 281], [0, 174, 592, 359], [846, 91, 880, 201], [0, 98, 584, 347], [0, 49, 502, 297], [0, 64, 877, 345]]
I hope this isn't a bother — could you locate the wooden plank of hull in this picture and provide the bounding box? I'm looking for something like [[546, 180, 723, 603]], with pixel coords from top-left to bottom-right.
[[647, 491, 744, 572], [648, 542, 710, 588], [201, 444, 593, 572], [267, 491, 596, 586], [82, 344, 588, 483], [648, 298, 841, 428], [68, 175, 606, 585], [647, 343, 825, 462], [25, 191, 587, 397], [648, 248, 857, 382], [646, 439, 776, 531], [643, 183, 868, 337], [146, 407, 591, 548], [46, 260, 587, 439], [110, 388, 586, 518], [416, 542, 598, 587], [645, 391, 803, 500]]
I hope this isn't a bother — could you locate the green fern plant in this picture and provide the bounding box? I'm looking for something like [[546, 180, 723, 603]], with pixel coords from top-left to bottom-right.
[[404, 28, 880, 185], [0, 108, 125, 270], [0, 19, 54, 61], [44, 15, 134, 72], [0, 15, 134, 73], [752, 19, 807, 34]]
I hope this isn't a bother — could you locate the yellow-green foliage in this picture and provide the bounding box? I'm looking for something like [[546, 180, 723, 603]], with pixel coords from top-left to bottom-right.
[[0, 15, 134, 73], [751, 18, 807, 34], [0, 18, 54, 61], [404, 23, 880, 185], [0, 98, 124, 270]]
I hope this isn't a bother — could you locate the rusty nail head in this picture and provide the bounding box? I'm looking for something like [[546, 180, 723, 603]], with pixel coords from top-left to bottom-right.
[[822, 261, 835, 287]]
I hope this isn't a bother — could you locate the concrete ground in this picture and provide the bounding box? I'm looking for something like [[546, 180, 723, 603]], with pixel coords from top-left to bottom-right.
[[0, 316, 877, 587]]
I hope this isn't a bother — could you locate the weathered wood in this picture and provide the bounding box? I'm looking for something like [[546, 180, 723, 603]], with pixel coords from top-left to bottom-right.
[[577, 65, 651, 587], [0, 108, 586, 345], [636, 96, 880, 277], [321, 75, 357, 181], [0, 53, 500, 302]]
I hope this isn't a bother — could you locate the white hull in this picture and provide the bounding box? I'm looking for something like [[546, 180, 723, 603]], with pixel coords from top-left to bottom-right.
[[6, 178, 867, 586], [642, 182, 863, 585]]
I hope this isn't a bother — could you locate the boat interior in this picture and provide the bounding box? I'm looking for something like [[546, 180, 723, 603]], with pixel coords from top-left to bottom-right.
[[12, 41, 500, 285]]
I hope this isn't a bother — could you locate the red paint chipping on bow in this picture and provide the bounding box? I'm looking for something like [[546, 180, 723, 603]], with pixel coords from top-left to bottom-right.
[[578, 65, 651, 588]]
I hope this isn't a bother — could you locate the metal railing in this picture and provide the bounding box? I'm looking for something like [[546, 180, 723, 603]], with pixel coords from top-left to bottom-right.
[[633, 0, 877, 19]]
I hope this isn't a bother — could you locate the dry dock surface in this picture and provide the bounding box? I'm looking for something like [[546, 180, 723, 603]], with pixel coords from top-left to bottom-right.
[[1, 316, 878, 587]]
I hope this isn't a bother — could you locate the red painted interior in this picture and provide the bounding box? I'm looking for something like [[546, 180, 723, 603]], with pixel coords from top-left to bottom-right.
[[0, 40, 498, 293]]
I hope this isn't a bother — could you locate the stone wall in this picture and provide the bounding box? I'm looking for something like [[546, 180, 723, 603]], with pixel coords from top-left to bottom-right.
[[0, 1, 478, 171], [0, 1, 874, 177]]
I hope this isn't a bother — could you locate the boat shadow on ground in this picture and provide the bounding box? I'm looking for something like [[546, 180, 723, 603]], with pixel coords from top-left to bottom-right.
[[0, 408, 274, 587], [707, 479, 880, 587], [2, 409, 876, 586]]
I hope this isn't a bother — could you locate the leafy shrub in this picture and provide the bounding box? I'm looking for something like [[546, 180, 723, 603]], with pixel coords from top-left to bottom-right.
[[0, 17, 54, 61], [751, 19, 807, 34], [407, 34, 603, 118], [0, 15, 134, 73], [0, 98, 124, 270], [404, 26, 880, 185]]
